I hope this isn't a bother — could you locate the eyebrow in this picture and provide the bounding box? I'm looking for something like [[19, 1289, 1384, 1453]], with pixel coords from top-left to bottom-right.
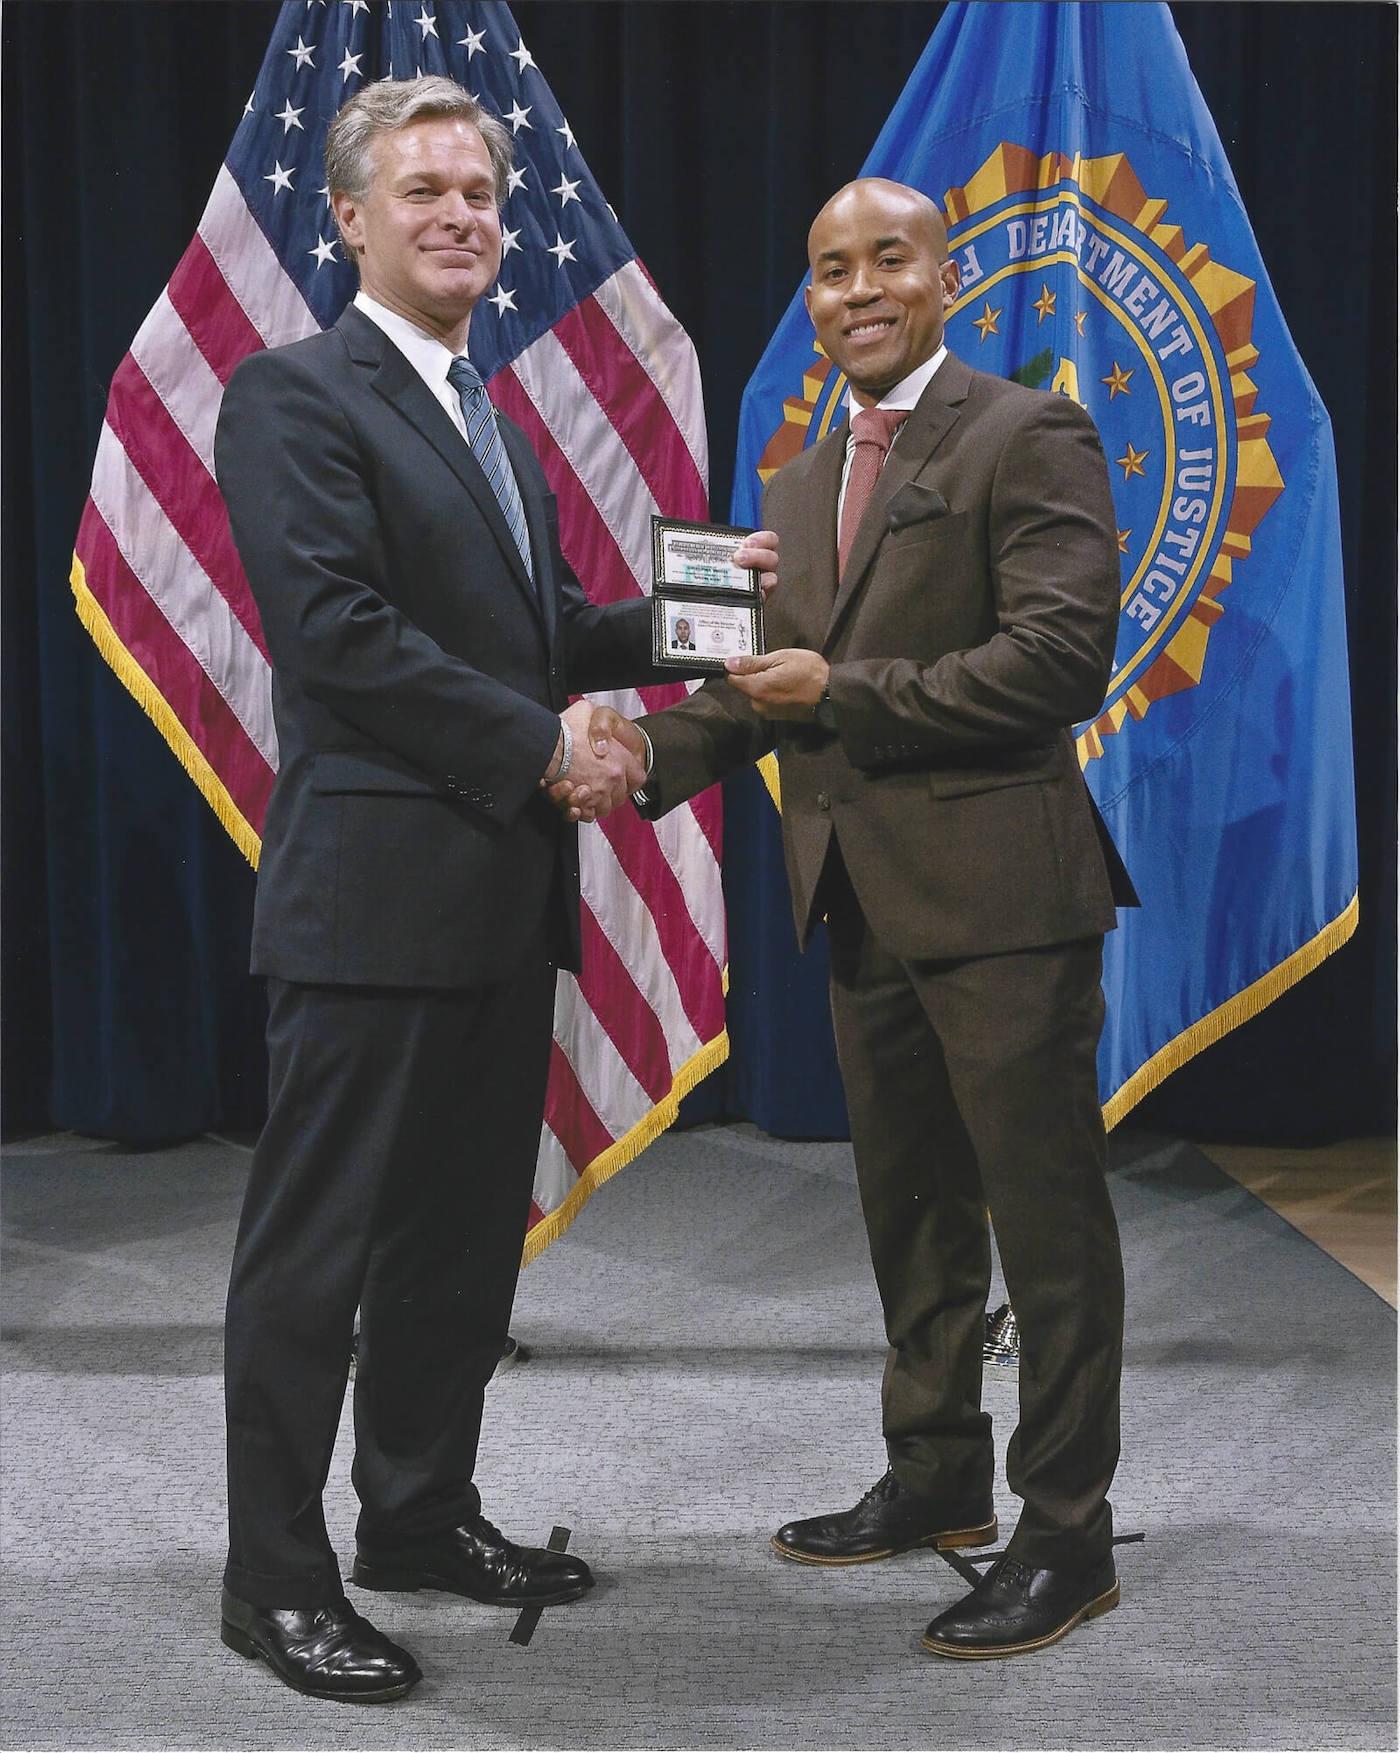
[[392, 168, 493, 189], [814, 233, 912, 264]]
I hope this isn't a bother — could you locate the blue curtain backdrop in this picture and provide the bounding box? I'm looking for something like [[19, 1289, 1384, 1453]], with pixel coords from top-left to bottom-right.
[[4, 1, 1394, 1146]]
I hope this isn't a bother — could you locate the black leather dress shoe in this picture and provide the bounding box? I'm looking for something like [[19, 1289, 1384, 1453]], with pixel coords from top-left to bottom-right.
[[220, 1588, 421, 1702], [771, 1469, 996, 1565], [921, 1554, 1119, 1658], [352, 1513, 594, 1607]]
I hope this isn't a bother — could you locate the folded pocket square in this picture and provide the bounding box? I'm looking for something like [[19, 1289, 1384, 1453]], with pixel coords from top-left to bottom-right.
[[886, 483, 951, 531]]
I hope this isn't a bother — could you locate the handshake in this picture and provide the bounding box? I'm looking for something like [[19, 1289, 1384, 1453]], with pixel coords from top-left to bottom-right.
[[537, 527, 814, 826], [539, 620, 837, 824], [540, 700, 648, 824]]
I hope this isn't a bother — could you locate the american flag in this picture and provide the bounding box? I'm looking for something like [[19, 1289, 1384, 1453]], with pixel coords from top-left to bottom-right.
[[70, 0, 726, 1260]]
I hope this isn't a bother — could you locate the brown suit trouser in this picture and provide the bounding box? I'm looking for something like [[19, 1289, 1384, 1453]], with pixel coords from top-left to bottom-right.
[[822, 846, 1124, 1570]]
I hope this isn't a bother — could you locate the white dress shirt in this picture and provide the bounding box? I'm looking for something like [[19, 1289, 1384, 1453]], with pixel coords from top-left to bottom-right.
[[836, 344, 947, 527], [353, 292, 471, 441]]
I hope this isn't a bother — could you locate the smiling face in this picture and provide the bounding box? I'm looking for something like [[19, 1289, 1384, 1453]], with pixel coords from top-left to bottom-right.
[[332, 116, 502, 349], [804, 180, 960, 406]]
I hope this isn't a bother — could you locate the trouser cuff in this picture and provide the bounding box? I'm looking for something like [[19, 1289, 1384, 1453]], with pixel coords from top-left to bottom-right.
[[222, 1560, 346, 1610]]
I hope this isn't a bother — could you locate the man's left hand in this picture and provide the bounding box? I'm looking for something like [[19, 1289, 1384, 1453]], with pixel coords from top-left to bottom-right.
[[725, 648, 830, 719]]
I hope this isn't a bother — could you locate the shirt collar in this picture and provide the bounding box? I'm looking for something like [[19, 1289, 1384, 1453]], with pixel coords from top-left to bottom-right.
[[353, 291, 461, 390], [844, 344, 948, 418]]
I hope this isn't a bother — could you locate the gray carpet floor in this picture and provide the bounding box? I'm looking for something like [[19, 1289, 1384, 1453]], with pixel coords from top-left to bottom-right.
[[1, 1122, 1394, 1752]]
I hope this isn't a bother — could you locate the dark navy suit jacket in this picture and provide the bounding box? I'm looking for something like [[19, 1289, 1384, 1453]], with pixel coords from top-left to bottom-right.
[[216, 304, 661, 987]]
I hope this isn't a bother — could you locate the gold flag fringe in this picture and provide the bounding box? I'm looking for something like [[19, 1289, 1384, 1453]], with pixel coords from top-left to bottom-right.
[[72, 554, 735, 1264], [70, 554, 263, 870], [756, 750, 782, 810], [521, 1024, 730, 1265], [1102, 891, 1360, 1130]]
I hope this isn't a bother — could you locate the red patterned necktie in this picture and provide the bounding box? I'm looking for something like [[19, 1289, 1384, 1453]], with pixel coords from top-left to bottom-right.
[[837, 406, 908, 580]]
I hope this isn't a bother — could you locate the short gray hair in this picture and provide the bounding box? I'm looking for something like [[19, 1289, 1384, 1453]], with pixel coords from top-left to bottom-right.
[[324, 75, 514, 208]]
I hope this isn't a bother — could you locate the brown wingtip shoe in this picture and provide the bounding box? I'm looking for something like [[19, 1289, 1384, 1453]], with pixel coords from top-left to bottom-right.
[[771, 1470, 997, 1565], [921, 1554, 1120, 1658]]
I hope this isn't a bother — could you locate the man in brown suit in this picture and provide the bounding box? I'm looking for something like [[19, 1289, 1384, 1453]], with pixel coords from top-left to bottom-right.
[[566, 177, 1133, 1660]]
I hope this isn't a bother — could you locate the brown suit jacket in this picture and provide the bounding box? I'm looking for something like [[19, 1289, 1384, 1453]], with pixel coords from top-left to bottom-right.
[[640, 352, 1133, 961]]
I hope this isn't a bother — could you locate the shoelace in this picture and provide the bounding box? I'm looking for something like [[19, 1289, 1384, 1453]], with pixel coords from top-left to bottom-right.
[[990, 1557, 1036, 1592], [472, 1515, 529, 1570], [856, 1469, 901, 1508], [286, 1602, 355, 1650]]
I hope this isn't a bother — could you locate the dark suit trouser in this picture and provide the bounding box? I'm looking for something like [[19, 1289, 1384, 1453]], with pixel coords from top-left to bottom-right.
[[223, 958, 556, 1608], [822, 851, 1124, 1570]]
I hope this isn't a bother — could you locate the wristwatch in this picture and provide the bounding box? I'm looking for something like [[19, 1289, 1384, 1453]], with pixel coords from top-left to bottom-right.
[[812, 686, 836, 732]]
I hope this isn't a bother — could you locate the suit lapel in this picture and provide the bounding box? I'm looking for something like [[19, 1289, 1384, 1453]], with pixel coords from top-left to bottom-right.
[[499, 418, 558, 646], [338, 308, 544, 630], [823, 353, 971, 650]]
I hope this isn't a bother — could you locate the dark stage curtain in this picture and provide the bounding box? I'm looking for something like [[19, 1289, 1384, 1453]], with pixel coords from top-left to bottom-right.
[[4, 2, 1394, 1146]]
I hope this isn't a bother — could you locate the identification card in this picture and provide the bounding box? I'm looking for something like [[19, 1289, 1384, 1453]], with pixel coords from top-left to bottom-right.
[[651, 516, 765, 672]]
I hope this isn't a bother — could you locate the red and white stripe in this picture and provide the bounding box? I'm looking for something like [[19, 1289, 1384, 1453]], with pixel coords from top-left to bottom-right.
[[493, 257, 723, 1223], [74, 165, 726, 1248]]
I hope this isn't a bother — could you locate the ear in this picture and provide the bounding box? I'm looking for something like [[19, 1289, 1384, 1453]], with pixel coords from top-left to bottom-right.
[[940, 257, 961, 311], [331, 190, 363, 258], [803, 282, 814, 324]]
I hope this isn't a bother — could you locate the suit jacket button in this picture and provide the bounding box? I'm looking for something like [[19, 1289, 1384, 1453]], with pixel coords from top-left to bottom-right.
[[816, 792, 830, 811]]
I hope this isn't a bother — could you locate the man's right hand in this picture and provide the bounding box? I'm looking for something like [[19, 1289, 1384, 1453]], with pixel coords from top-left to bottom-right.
[[543, 701, 648, 823], [546, 705, 648, 822]]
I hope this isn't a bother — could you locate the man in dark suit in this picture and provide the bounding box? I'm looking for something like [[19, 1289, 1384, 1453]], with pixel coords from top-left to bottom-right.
[[575, 178, 1134, 1660], [214, 74, 772, 1703], [671, 615, 697, 651]]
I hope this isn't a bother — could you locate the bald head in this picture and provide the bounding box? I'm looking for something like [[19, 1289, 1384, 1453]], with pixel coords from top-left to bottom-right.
[[807, 178, 949, 270], [804, 178, 959, 404]]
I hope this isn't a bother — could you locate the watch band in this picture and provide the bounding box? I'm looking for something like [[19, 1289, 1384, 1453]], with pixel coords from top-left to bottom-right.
[[546, 718, 573, 783]]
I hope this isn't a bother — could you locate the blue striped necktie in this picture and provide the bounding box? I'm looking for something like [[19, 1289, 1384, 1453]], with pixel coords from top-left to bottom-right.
[[446, 356, 534, 583]]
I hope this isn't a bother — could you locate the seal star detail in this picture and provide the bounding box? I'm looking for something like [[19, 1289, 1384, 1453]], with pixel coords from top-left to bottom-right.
[[1116, 442, 1149, 480], [972, 301, 1001, 342]]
